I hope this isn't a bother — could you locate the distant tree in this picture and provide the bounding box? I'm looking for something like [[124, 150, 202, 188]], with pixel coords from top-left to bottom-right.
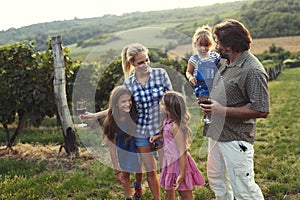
[[240, 0, 300, 38], [257, 44, 291, 63]]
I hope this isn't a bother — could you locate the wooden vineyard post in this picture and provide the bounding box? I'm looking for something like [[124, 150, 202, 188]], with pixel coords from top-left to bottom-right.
[[51, 35, 79, 157]]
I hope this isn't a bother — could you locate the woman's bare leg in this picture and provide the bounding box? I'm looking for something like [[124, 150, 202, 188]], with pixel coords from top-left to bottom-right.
[[137, 145, 161, 200]]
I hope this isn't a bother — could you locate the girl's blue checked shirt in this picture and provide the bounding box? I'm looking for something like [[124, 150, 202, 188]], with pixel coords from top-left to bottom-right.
[[123, 67, 173, 137]]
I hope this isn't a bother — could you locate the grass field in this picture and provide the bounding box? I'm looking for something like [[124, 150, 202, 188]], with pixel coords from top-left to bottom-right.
[[254, 67, 300, 199], [0, 67, 300, 199]]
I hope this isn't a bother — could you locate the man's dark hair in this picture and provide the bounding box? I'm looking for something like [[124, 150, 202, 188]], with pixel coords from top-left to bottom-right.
[[213, 19, 252, 53]]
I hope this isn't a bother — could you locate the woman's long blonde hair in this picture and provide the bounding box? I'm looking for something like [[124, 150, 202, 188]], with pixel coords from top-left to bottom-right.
[[121, 43, 149, 79]]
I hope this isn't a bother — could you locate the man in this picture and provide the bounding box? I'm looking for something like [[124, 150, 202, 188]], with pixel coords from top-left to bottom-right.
[[199, 19, 270, 200]]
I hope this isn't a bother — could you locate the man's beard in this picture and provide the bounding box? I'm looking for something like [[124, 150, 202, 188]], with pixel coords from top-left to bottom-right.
[[218, 48, 230, 61]]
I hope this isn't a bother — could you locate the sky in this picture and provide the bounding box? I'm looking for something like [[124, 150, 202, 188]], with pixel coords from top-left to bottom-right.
[[1, 0, 239, 31]]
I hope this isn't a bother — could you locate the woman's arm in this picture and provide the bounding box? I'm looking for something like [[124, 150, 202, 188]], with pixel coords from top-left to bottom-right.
[[172, 123, 187, 189]]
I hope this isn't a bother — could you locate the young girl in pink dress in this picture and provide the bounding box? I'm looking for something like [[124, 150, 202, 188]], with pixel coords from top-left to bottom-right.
[[150, 91, 205, 200]]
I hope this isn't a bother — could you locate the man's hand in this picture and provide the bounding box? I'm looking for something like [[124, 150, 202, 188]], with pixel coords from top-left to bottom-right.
[[199, 99, 226, 116]]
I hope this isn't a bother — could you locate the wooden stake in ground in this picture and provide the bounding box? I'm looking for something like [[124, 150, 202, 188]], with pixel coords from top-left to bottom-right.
[[51, 36, 78, 157]]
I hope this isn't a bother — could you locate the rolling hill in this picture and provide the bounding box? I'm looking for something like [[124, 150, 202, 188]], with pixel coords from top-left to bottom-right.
[[0, 0, 299, 58]]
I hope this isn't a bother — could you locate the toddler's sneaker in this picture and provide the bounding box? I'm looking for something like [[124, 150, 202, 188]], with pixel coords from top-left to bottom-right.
[[134, 181, 142, 200]]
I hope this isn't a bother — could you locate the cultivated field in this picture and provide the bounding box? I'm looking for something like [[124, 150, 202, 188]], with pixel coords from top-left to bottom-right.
[[70, 27, 300, 60], [171, 35, 300, 57], [251, 36, 300, 54]]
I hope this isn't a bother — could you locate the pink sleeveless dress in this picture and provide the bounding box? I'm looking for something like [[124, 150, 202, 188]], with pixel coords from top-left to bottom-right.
[[160, 119, 205, 190]]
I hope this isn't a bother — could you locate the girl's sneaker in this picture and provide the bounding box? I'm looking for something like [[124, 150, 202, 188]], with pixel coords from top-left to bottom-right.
[[134, 181, 142, 200]]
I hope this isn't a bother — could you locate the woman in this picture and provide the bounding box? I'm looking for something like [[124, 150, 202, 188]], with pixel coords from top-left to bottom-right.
[[81, 43, 173, 200]]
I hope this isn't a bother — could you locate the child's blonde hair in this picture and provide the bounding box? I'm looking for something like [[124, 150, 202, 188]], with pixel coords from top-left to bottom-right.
[[121, 43, 149, 79], [162, 91, 192, 147], [192, 25, 214, 49]]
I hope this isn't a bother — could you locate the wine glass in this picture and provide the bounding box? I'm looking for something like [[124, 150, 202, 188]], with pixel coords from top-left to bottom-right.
[[76, 101, 88, 127]]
